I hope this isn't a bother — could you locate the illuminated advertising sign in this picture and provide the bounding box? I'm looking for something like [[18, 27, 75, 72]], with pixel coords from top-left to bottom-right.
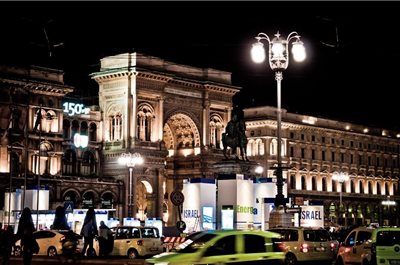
[[63, 102, 90, 116], [296, 205, 324, 227]]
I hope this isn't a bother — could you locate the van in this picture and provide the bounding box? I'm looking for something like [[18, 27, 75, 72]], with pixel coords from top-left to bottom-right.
[[336, 226, 374, 265], [268, 227, 339, 265], [370, 227, 400, 265]]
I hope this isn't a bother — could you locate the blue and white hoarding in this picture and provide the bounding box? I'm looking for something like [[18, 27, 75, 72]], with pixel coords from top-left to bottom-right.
[[182, 178, 216, 232]]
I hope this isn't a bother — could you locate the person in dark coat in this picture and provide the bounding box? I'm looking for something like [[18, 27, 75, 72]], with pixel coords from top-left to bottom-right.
[[1, 226, 15, 265], [80, 207, 98, 257], [17, 207, 36, 265], [98, 221, 113, 257], [52, 206, 70, 230]]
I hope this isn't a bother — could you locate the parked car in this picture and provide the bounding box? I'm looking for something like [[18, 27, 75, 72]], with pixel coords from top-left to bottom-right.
[[146, 229, 285, 265], [268, 227, 339, 265], [92, 226, 163, 258], [370, 227, 400, 265], [14, 230, 83, 257], [335, 226, 375, 265]]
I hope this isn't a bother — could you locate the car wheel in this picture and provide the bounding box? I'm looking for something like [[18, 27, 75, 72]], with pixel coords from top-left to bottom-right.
[[336, 257, 344, 265], [47, 246, 57, 256], [285, 253, 297, 265], [128, 248, 139, 259], [14, 246, 22, 257], [362, 259, 370, 265]]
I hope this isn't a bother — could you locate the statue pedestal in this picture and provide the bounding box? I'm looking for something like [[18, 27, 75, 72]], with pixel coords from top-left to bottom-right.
[[268, 205, 293, 228], [213, 159, 259, 176], [213, 159, 260, 230]]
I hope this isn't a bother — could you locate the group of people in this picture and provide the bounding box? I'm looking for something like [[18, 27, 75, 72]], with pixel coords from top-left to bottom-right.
[[0, 206, 114, 265]]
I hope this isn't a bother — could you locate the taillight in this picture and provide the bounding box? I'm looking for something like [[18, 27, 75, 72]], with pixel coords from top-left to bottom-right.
[[330, 242, 336, 250], [300, 243, 309, 253], [137, 239, 144, 246], [274, 242, 286, 252]]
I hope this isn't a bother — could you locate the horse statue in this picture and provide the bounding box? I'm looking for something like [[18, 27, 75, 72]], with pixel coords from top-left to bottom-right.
[[222, 109, 248, 161]]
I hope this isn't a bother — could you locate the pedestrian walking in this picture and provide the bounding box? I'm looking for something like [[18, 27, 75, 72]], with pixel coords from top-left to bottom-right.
[[80, 207, 98, 257], [98, 221, 113, 257], [17, 207, 37, 265], [52, 206, 70, 230]]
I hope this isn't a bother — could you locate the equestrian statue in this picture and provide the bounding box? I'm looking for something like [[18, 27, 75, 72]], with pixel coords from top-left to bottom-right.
[[222, 108, 248, 161]]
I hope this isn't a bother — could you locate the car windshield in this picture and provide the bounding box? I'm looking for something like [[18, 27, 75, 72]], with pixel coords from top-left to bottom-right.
[[176, 233, 216, 253]]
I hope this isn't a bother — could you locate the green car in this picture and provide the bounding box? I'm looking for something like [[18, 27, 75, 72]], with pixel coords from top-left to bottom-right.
[[146, 230, 285, 265], [370, 227, 400, 265]]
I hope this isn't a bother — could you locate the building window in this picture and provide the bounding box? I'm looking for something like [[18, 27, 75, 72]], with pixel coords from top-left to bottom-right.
[[137, 105, 154, 142], [290, 132, 294, 139], [312, 135, 315, 141], [312, 149, 315, 160], [377, 182, 381, 195], [63, 119, 70, 139], [63, 149, 76, 175], [290, 146, 295, 157], [368, 156, 371, 166], [108, 113, 122, 141], [270, 139, 277, 156], [350, 154, 354, 164], [322, 150, 325, 161], [312, 177, 316, 190], [81, 151, 96, 175], [341, 153, 344, 163], [322, 178, 327, 191], [351, 180, 355, 193], [331, 152, 335, 162], [322, 136, 325, 143], [301, 176, 306, 190], [359, 181, 364, 194], [210, 115, 224, 149], [290, 175, 296, 189], [350, 141, 354, 147], [359, 155, 363, 164], [89, 123, 97, 142], [331, 138, 335, 144], [71, 120, 79, 140], [301, 134, 305, 140], [341, 139, 345, 145], [301, 148, 305, 159], [377, 157, 380, 167]]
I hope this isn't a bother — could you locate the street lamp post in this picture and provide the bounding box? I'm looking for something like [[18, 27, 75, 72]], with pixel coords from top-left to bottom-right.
[[118, 152, 144, 218], [332, 172, 349, 206], [251, 31, 306, 210]]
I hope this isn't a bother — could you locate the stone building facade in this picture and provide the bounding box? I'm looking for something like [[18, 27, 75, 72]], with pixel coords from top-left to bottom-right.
[[244, 106, 400, 226]]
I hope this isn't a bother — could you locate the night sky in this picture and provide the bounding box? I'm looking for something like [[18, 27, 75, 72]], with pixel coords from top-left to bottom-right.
[[1, 1, 399, 131]]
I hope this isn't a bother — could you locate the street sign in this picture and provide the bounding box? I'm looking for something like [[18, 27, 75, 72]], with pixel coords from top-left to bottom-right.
[[64, 201, 74, 213], [285, 207, 301, 213], [176, 220, 186, 232], [170, 190, 185, 206]]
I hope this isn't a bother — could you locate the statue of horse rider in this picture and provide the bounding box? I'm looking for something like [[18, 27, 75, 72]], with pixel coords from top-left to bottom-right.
[[222, 108, 248, 161]]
